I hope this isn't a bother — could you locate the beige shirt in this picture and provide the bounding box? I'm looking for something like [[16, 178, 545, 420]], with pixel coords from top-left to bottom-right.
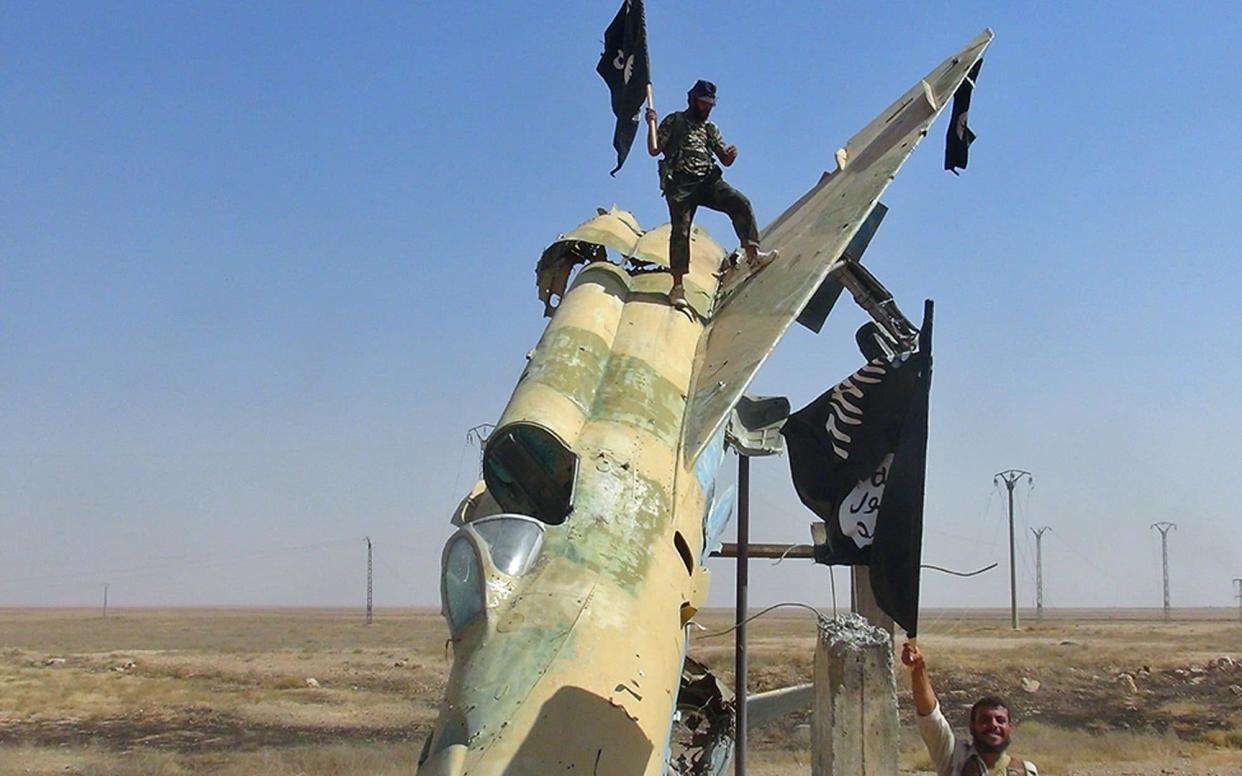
[[916, 703, 1039, 776]]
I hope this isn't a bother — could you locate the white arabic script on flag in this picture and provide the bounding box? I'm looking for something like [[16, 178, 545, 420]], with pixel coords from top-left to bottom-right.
[[837, 454, 892, 549]]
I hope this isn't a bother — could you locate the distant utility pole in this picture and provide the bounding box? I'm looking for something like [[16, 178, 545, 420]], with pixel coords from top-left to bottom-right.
[[994, 469, 1032, 630], [1232, 579, 1241, 623], [466, 424, 496, 476], [1151, 522, 1176, 622], [364, 536, 374, 626], [102, 583, 109, 619], [1031, 526, 1051, 622]]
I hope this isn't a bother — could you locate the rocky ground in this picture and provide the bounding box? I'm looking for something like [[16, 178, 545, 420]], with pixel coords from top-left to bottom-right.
[[1062, 765, 1242, 776], [1, 608, 1240, 774], [929, 654, 1242, 737]]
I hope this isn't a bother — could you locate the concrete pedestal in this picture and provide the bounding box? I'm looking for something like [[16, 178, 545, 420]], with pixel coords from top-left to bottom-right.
[[811, 614, 898, 776]]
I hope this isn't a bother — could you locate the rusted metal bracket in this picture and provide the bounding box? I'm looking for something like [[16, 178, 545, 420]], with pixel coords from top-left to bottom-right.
[[711, 543, 814, 559], [828, 259, 919, 354]]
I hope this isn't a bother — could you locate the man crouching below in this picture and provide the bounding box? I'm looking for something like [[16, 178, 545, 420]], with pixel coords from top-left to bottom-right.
[[902, 642, 1039, 776]]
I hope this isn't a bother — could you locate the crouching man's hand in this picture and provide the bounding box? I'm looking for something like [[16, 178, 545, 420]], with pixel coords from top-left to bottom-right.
[[902, 641, 925, 670], [903, 641, 937, 716]]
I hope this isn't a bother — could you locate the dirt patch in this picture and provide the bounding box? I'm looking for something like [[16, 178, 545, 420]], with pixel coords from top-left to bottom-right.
[[0, 710, 428, 753]]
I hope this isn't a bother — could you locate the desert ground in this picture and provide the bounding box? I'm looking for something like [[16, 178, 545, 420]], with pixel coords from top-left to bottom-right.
[[1, 606, 1239, 775]]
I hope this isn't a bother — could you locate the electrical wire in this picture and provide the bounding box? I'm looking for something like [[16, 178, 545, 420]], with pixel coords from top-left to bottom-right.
[[921, 562, 997, 577], [0, 537, 360, 588], [1013, 484, 1036, 585], [768, 544, 804, 566], [918, 483, 1007, 639], [446, 437, 471, 515], [697, 601, 822, 639]]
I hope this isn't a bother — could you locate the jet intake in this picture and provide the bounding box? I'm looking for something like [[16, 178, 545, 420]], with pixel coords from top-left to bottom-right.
[[482, 423, 577, 524]]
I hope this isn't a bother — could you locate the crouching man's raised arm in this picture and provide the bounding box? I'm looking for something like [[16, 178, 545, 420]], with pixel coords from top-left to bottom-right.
[[903, 642, 937, 715], [903, 642, 955, 774]]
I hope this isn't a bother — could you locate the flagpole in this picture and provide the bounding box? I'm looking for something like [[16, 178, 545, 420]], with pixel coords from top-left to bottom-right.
[[735, 451, 749, 776], [642, 0, 652, 112]]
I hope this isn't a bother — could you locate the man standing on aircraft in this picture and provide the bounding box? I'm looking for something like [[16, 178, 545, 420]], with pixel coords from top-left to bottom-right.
[[903, 642, 1039, 775], [645, 79, 776, 311]]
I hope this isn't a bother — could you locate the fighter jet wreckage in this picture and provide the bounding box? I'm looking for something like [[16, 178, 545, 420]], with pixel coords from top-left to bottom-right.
[[418, 30, 993, 776]]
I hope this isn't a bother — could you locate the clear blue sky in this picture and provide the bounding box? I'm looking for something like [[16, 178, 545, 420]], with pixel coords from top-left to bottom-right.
[[3, 2, 1240, 611]]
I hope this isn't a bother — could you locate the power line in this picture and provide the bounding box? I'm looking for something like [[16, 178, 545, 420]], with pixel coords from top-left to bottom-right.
[[466, 424, 495, 477], [446, 422, 496, 515], [984, 484, 1004, 556], [1012, 482, 1036, 581], [0, 537, 360, 590]]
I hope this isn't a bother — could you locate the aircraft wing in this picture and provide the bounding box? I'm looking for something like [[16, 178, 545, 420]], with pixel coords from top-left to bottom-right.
[[681, 29, 992, 463]]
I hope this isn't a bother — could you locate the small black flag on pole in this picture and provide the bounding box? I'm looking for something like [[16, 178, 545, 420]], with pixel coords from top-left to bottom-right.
[[597, 0, 651, 176], [944, 60, 984, 174], [781, 301, 934, 636]]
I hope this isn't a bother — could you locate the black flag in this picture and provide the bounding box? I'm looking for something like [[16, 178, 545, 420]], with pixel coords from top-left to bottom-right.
[[781, 302, 934, 636], [944, 60, 983, 174], [869, 303, 932, 636], [597, 0, 650, 176]]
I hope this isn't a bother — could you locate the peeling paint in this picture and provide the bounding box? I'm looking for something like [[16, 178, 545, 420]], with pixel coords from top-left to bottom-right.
[[560, 467, 672, 592], [520, 327, 612, 413], [591, 354, 685, 446]]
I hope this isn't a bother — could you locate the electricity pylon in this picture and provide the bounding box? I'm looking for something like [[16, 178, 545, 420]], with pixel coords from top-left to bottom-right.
[[1150, 522, 1176, 622], [364, 536, 373, 626], [994, 469, 1032, 630], [1031, 526, 1051, 621]]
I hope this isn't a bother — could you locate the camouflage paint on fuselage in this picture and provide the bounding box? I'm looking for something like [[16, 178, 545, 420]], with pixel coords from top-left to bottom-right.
[[420, 222, 727, 776]]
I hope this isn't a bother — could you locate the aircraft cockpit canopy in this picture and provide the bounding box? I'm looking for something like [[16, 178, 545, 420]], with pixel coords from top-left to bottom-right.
[[470, 516, 545, 576], [440, 514, 546, 635], [442, 536, 483, 633]]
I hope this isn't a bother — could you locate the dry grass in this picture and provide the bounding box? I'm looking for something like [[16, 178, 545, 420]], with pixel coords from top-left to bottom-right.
[[1, 607, 1240, 774], [0, 607, 441, 776], [748, 727, 1242, 776], [1205, 729, 1242, 749], [1008, 722, 1189, 772], [0, 743, 415, 775]]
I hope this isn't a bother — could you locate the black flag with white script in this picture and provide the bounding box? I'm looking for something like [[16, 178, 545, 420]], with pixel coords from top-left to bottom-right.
[[781, 301, 934, 636], [597, 0, 650, 176], [944, 59, 983, 174]]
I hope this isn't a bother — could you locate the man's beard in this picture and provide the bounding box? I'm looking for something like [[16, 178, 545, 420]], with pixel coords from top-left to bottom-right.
[[971, 730, 1011, 755], [689, 103, 710, 121]]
